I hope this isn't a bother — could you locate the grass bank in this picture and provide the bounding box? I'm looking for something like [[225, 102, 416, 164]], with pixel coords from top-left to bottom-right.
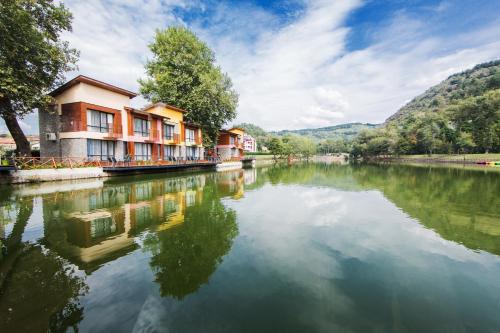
[[376, 153, 500, 166]]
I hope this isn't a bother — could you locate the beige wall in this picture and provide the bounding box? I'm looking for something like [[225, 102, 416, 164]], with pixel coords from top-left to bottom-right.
[[54, 82, 132, 113]]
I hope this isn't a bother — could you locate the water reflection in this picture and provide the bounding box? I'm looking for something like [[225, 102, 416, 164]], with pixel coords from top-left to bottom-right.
[[255, 163, 500, 255], [0, 198, 88, 332], [0, 170, 252, 332], [1, 164, 499, 332]]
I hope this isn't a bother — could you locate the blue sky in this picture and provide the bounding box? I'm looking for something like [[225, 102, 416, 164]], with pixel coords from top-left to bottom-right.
[[2, 0, 499, 134]]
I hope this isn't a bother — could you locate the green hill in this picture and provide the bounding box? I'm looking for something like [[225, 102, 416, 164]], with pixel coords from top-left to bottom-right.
[[271, 123, 379, 141], [352, 59, 500, 157], [386, 59, 500, 124]]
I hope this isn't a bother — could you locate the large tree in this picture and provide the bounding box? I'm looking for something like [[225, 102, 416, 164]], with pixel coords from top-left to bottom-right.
[[139, 26, 238, 146], [0, 0, 78, 156]]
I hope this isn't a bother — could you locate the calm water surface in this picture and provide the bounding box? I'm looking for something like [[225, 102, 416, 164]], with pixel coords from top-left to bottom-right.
[[1, 163, 500, 332]]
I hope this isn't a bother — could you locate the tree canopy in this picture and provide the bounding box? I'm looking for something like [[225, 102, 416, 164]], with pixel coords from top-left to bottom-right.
[[0, 0, 78, 155], [139, 26, 238, 146]]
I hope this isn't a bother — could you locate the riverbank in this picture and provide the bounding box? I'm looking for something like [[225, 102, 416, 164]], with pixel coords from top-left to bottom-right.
[[374, 153, 500, 165]]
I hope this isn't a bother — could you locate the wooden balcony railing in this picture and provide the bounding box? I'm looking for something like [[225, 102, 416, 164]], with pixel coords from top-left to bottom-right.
[[164, 133, 180, 144], [61, 120, 122, 138]]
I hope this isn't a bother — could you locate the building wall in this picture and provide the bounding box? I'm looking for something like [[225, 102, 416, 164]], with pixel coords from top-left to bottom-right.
[[39, 109, 61, 158], [217, 147, 240, 160], [54, 82, 131, 114], [61, 138, 87, 158]]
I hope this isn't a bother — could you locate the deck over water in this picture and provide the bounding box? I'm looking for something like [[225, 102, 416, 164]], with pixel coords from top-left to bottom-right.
[[103, 162, 217, 173]]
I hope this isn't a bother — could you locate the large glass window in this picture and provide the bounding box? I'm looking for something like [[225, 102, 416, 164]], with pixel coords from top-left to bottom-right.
[[185, 128, 195, 143], [186, 146, 197, 158], [87, 110, 113, 133], [134, 142, 152, 161], [230, 136, 235, 145], [87, 139, 115, 161], [164, 145, 175, 159], [134, 117, 150, 137], [164, 124, 174, 140]]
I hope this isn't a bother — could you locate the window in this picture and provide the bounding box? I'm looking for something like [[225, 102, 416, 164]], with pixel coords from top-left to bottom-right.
[[164, 124, 174, 140], [87, 139, 115, 161], [87, 110, 113, 133], [185, 128, 195, 143], [134, 117, 150, 137], [164, 145, 175, 159], [134, 142, 152, 160], [90, 217, 116, 239], [186, 146, 197, 158], [230, 136, 235, 145]]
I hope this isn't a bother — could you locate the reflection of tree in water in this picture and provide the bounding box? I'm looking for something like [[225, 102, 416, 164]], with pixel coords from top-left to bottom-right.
[[144, 186, 238, 299], [0, 198, 88, 332], [351, 164, 500, 255]]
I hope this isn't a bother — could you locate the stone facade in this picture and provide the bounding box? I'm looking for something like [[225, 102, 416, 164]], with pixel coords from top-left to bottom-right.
[[39, 108, 61, 158]]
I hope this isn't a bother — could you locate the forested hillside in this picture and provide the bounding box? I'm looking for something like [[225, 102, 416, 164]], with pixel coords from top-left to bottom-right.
[[272, 123, 379, 141], [387, 60, 500, 123], [352, 60, 500, 157]]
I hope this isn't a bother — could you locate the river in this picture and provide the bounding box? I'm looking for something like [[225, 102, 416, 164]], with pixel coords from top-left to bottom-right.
[[1, 163, 499, 332]]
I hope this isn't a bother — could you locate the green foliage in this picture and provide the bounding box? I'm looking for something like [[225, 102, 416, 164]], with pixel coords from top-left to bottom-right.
[[267, 135, 316, 160], [233, 122, 267, 138], [139, 26, 238, 146], [272, 122, 379, 141], [0, 0, 79, 115], [450, 89, 500, 153], [387, 60, 500, 123], [317, 139, 350, 154], [234, 122, 378, 152], [352, 60, 500, 158]]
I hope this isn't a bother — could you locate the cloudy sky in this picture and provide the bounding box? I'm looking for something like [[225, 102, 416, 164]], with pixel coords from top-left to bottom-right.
[[3, 0, 500, 134]]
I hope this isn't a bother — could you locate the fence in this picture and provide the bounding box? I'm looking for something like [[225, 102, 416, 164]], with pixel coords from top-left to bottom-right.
[[7, 156, 219, 170]]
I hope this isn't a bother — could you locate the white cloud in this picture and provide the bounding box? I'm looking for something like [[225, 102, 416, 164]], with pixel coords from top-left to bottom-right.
[[206, 2, 500, 130], [3, 0, 498, 134]]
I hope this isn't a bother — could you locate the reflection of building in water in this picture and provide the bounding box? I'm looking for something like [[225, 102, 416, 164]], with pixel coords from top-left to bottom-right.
[[244, 168, 257, 186], [42, 174, 208, 272], [214, 170, 246, 200]]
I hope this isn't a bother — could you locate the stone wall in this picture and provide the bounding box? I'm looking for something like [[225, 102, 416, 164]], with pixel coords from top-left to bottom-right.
[[39, 109, 61, 158], [215, 161, 242, 172], [0, 167, 106, 184], [61, 138, 87, 158], [217, 147, 239, 160]]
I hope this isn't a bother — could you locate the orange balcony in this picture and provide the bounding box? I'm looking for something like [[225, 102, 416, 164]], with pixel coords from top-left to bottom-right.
[[164, 133, 181, 144], [61, 120, 122, 139]]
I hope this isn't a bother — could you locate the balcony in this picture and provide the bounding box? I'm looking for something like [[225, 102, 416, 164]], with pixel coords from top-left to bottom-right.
[[185, 139, 196, 146], [164, 133, 180, 144], [103, 125, 123, 139], [61, 120, 122, 138]]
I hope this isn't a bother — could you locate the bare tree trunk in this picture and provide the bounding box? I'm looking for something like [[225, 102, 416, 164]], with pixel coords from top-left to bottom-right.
[[0, 98, 32, 157]]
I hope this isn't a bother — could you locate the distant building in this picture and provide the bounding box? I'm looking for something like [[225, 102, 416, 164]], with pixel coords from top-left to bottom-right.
[[215, 127, 245, 160], [39, 75, 204, 161], [243, 134, 257, 152], [0, 135, 39, 152]]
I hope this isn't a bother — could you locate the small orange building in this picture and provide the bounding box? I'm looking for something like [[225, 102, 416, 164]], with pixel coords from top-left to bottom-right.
[[215, 127, 245, 160]]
